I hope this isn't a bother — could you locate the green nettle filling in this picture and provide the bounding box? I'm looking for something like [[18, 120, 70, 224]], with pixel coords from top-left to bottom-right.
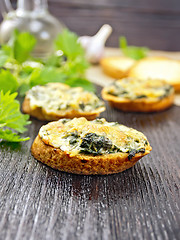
[[80, 133, 120, 155], [28, 84, 104, 112], [79, 101, 104, 112], [63, 130, 146, 159], [107, 81, 173, 100], [158, 85, 173, 100], [107, 83, 128, 97], [40, 118, 149, 159]]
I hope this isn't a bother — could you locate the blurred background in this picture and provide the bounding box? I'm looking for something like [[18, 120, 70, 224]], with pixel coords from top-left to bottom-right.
[[1, 0, 180, 51]]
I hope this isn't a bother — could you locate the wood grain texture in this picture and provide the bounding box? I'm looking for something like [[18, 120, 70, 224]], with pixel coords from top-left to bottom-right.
[[47, 0, 180, 51], [0, 86, 180, 240], [1, 0, 180, 50]]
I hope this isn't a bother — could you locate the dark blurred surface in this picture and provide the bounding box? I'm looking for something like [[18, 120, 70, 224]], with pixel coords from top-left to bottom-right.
[[1, 0, 180, 51], [0, 85, 180, 240]]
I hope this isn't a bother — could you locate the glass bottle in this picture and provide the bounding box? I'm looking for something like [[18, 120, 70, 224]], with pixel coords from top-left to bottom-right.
[[0, 0, 64, 57]]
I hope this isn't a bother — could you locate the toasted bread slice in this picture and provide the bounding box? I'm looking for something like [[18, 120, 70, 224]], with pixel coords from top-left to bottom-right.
[[128, 56, 180, 91], [100, 56, 136, 79], [22, 83, 105, 121], [102, 78, 174, 112], [31, 117, 152, 175]]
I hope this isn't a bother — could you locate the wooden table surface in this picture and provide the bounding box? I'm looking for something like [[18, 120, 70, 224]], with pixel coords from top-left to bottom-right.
[[47, 0, 180, 51], [3, 0, 180, 51], [0, 84, 180, 240], [0, 1, 180, 238]]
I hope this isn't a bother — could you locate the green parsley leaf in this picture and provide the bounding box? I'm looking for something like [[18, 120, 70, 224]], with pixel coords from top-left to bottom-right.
[[0, 91, 30, 142], [0, 69, 18, 93], [119, 36, 149, 60]]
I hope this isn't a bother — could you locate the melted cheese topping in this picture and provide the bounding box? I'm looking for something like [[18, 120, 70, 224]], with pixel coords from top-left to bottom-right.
[[105, 78, 173, 100], [39, 117, 148, 157], [26, 83, 104, 113]]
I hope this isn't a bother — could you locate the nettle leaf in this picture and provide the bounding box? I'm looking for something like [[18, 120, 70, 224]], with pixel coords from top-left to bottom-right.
[[0, 45, 13, 67], [0, 129, 30, 142], [0, 69, 18, 93], [55, 29, 85, 60], [29, 67, 66, 87], [65, 77, 95, 92], [119, 36, 149, 60], [0, 91, 30, 142], [13, 30, 36, 63], [0, 51, 9, 67]]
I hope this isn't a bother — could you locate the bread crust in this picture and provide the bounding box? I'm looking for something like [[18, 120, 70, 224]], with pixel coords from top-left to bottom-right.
[[100, 56, 136, 79], [31, 135, 152, 175], [22, 98, 104, 121]]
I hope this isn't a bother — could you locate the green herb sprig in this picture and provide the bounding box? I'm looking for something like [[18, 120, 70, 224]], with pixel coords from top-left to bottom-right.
[[0, 91, 30, 142], [0, 29, 95, 142], [0, 29, 94, 95], [119, 36, 149, 60]]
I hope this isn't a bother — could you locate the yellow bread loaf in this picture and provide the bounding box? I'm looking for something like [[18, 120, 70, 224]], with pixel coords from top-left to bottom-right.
[[128, 56, 180, 91]]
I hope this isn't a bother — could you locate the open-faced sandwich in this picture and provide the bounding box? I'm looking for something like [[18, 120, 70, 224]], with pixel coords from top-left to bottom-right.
[[31, 117, 152, 175], [100, 56, 136, 79], [102, 77, 174, 112], [22, 83, 105, 121], [128, 56, 180, 91]]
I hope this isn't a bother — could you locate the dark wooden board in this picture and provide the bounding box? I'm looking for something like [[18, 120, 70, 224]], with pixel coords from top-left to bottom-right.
[[47, 0, 180, 51], [0, 86, 180, 240], [1, 0, 180, 51]]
